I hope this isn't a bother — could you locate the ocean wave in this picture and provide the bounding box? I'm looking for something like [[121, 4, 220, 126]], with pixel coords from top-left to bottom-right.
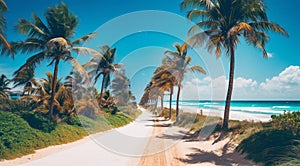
[[272, 106, 290, 109]]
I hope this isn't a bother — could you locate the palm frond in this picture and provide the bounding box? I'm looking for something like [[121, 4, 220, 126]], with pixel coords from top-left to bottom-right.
[[71, 32, 97, 46], [68, 57, 91, 85], [16, 18, 48, 39], [13, 51, 46, 75], [188, 9, 209, 20], [249, 21, 289, 37], [189, 65, 206, 75], [72, 47, 106, 60]]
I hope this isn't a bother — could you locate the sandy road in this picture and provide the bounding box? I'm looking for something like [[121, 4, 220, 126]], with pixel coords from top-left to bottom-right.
[[137, 117, 185, 166]]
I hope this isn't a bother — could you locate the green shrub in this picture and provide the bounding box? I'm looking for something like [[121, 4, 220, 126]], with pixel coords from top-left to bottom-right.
[[0, 111, 43, 159], [237, 129, 300, 166], [0, 111, 87, 160], [111, 107, 119, 115], [271, 112, 300, 135], [66, 114, 82, 126], [118, 106, 141, 119], [20, 111, 56, 132]]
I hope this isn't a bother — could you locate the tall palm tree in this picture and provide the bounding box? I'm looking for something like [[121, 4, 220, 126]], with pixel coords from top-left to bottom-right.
[[181, 0, 288, 129], [13, 3, 96, 120], [0, 0, 12, 56], [165, 43, 206, 121], [0, 74, 10, 98], [84, 45, 122, 105]]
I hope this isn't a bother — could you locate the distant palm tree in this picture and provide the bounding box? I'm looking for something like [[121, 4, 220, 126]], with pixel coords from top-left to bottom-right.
[[165, 43, 206, 121], [152, 67, 177, 119], [0, 0, 12, 56], [0, 74, 10, 98], [111, 70, 130, 106], [24, 72, 74, 121], [181, 0, 288, 129], [13, 3, 96, 120], [84, 45, 122, 105], [139, 83, 152, 106], [12, 67, 35, 88]]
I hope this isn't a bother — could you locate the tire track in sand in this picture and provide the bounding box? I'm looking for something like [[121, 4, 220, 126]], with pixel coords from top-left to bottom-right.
[[138, 117, 183, 166]]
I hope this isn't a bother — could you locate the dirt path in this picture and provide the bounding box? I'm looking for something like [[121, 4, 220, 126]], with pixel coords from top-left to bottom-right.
[[138, 117, 185, 166]]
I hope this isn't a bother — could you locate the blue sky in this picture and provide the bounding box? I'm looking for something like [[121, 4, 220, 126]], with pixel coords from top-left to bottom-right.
[[1, 0, 300, 100]]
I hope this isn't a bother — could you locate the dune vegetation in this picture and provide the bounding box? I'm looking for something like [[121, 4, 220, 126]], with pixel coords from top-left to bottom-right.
[[155, 107, 300, 166]]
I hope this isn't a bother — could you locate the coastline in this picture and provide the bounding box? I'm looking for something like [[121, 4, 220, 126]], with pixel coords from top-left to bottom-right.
[[163, 103, 272, 122]]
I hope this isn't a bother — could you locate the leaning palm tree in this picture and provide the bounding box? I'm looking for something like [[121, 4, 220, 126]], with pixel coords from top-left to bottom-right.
[[181, 0, 288, 129], [0, 74, 10, 98], [0, 0, 12, 56], [12, 3, 96, 120], [84, 45, 122, 105], [165, 43, 206, 121], [139, 83, 152, 106], [152, 68, 177, 119]]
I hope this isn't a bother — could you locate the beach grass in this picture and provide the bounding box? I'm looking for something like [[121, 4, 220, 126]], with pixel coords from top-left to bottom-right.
[[0, 106, 141, 160]]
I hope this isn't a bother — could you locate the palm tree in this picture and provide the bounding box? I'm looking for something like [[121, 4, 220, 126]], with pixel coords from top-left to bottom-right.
[[111, 70, 130, 106], [84, 45, 122, 105], [152, 68, 177, 119], [0, 0, 12, 56], [13, 3, 95, 120], [23, 72, 74, 121], [181, 0, 288, 129], [140, 83, 152, 106], [0, 74, 10, 98], [165, 43, 206, 121]]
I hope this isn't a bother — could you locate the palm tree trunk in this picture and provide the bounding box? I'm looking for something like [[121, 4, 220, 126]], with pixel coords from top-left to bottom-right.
[[160, 94, 164, 110], [154, 98, 158, 115], [99, 74, 106, 106], [176, 83, 181, 122], [49, 58, 59, 121], [169, 86, 173, 119], [223, 46, 235, 130]]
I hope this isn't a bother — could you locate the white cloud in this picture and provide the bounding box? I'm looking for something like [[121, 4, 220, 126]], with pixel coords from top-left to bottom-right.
[[180, 65, 300, 100], [267, 52, 273, 58], [259, 66, 300, 99]]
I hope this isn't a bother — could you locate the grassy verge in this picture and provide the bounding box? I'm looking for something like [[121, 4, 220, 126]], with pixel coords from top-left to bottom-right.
[[158, 108, 300, 166], [0, 106, 141, 160]]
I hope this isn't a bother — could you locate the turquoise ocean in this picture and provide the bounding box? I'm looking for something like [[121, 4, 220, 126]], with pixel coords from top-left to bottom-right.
[[169, 101, 300, 115]]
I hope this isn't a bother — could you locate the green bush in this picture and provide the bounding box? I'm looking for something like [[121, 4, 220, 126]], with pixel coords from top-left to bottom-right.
[[0, 111, 87, 160], [118, 106, 142, 119], [111, 107, 119, 115], [0, 111, 43, 159], [20, 111, 56, 132], [65, 114, 82, 126], [271, 112, 300, 135], [237, 129, 300, 166]]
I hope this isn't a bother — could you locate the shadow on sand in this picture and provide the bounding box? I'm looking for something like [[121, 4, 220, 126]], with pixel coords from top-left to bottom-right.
[[176, 143, 253, 166]]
